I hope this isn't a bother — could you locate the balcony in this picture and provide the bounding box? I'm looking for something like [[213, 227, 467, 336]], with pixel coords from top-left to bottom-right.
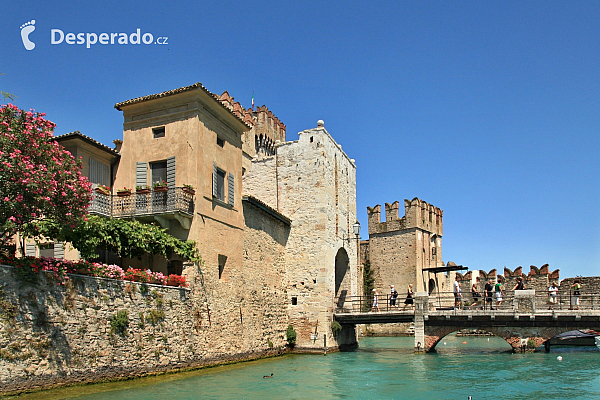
[[89, 187, 195, 229]]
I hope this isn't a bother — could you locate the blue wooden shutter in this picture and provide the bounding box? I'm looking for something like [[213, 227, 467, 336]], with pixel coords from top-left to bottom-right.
[[136, 162, 147, 188], [228, 173, 235, 206], [212, 163, 218, 198], [54, 242, 65, 259], [167, 156, 176, 188]]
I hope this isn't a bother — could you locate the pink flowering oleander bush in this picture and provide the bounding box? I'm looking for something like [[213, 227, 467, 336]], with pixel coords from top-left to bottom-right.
[[0, 255, 186, 287], [0, 104, 93, 245]]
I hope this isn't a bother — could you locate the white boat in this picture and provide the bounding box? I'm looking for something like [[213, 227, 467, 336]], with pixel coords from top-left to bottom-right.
[[595, 336, 600, 350]]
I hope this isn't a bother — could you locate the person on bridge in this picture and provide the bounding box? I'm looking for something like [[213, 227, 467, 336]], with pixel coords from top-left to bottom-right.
[[371, 289, 380, 312], [570, 279, 581, 310], [548, 281, 559, 310], [402, 284, 414, 311], [470, 283, 482, 310], [512, 277, 525, 291], [494, 280, 504, 307], [389, 285, 398, 308], [484, 280, 494, 310], [453, 276, 462, 309]]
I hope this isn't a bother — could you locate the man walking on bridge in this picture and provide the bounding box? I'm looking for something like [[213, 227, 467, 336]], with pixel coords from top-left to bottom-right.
[[494, 280, 504, 308], [453, 276, 462, 310], [484, 280, 494, 310]]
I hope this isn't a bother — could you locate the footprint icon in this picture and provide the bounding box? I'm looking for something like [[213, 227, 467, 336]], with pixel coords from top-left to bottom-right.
[[20, 20, 36, 50]]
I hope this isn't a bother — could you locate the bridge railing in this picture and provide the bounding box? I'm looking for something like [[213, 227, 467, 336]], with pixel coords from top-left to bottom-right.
[[335, 290, 600, 313]]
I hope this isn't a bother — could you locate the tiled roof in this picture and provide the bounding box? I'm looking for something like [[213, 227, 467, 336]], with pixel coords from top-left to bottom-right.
[[114, 82, 250, 128], [53, 131, 120, 157]]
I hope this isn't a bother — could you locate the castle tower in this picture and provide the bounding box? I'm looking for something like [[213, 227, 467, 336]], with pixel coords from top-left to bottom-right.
[[365, 198, 443, 295], [217, 92, 286, 175], [243, 120, 358, 350]]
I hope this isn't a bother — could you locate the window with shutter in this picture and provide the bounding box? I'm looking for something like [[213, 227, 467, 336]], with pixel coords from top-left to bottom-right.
[[166, 156, 176, 188], [150, 161, 167, 185], [213, 163, 226, 201], [54, 242, 65, 259], [228, 173, 234, 206], [25, 243, 36, 257], [136, 162, 148, 188]]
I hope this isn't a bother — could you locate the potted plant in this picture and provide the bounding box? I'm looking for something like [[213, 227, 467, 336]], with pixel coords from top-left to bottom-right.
[[182, 184, 195, 195], [153, 181, 168, 192], [136, 185, 151, 194], [95, 184, 110, 195], [166, 274, 187, 287], [117, 187, 132, 197]]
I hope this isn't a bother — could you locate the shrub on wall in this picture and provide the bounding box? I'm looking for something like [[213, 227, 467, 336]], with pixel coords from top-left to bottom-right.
[[331, 320, 342, 337], [286, 325, 297, 347], [109, 310, 129, 336]]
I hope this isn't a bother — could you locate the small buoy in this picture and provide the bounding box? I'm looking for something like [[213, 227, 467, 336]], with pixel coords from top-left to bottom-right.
[[557, 356, 563, 361], [443, 342, 447, 345], [462, 341, 467, 344], [487, 338, 490, 341]]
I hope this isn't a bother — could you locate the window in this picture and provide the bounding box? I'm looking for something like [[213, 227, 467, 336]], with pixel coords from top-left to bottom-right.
[[152, 126, 165, 138], [38, 242, 65, 259], [218, 254, 227, 279], [216, 136, 225, 148], [150, 161, 167, 185], [213, 165, 226, 201], [39, 243, 54, 258], [291, 297, 298, 305]]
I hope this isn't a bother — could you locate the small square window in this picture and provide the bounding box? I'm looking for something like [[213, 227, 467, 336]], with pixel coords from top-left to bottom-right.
[[153, 127, 165, 138], [291, 297, 298, 305], [216, 136, 225, 148]]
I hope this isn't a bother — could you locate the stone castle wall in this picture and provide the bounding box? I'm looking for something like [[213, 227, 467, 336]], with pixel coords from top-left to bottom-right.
[[0, 201, 292, 396], [243, 123, 358, 350], [366, 198, 443, 295]]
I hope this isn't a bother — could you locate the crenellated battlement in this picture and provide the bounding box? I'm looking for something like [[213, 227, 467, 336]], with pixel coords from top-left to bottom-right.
[[217, 92, 286, 154], [367, 197, 443, 236], [457, 265, 560, 294]]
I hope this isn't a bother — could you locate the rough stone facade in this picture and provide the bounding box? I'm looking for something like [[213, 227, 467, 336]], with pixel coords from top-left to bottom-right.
[[243, 123, 358, 350], [365, 198, 444, 296], [0, 196, 296, 395]]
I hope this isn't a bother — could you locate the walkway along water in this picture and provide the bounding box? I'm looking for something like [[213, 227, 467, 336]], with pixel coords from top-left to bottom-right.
[[334, 290, 600, 352]]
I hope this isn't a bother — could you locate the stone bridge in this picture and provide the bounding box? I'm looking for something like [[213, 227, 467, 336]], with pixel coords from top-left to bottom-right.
[[334, 291, 600, 352]]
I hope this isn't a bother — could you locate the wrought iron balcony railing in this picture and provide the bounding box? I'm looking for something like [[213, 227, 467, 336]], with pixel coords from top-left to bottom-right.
[[89, 187, 194, 221]]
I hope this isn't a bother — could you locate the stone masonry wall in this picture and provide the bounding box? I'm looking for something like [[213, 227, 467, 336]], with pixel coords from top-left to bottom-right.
[[243, 123, 358, 351], [0, 201, 291, 396]]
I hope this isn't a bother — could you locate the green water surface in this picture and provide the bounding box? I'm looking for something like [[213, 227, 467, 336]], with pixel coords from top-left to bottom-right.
[[12, 336, 600, 400]]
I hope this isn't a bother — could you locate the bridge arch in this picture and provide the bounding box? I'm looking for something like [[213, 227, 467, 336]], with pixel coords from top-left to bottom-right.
[[423, 325, 599, 352]]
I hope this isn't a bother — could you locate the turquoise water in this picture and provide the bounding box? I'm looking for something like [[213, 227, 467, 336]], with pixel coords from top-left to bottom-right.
[[14, 336, 600, 400]]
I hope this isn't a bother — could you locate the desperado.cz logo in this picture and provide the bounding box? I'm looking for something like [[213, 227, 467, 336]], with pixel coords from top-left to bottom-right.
[[20, 20, 168, 50]]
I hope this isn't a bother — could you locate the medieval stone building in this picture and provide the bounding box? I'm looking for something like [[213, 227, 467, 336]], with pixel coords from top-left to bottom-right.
[[364, 198, 447, 298], [243, 121, 358, 348], [24, 82, 358, 352]]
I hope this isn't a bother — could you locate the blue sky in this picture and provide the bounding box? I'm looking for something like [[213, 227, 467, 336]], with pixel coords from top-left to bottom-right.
[[3, 1, 599, 279]]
